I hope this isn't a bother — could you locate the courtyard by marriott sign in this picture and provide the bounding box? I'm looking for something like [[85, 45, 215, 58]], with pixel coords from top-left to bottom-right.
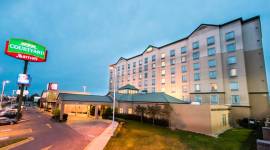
[[5, 38, 47, 62]]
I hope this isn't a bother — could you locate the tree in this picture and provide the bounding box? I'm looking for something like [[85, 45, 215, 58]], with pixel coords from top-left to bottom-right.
[[135, 105, 147, 122], [160, 104, 173, 127], [146, 105, 161, 125]]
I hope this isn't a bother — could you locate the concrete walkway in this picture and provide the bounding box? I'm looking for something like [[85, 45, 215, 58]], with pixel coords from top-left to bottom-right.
[[84, 122, 118, 150]]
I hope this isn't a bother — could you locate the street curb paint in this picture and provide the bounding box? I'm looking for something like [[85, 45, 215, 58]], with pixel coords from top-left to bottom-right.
[[0, 137, 34, 150]]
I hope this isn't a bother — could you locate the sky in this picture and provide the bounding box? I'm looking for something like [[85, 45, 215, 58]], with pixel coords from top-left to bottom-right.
[[0, 0, 269, 96]]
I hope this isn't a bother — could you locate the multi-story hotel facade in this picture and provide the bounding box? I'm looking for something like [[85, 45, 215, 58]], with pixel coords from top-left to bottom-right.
[[109, 16, 269, 120]]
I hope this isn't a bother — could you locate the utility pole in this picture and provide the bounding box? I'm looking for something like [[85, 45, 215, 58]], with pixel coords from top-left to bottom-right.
[[17, 60, 28, 119]]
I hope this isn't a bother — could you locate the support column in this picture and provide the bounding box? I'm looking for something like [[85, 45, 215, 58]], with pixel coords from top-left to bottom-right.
[[95, 105, 99, 120], [60, 102, 64, 121]]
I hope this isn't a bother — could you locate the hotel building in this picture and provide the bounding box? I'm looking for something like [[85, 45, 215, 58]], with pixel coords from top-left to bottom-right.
[[109, 16, 269, 120]]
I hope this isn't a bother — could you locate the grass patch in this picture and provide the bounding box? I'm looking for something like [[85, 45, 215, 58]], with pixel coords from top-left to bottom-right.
[[0, 137, 28, 148], [105, 120, 257, 150]]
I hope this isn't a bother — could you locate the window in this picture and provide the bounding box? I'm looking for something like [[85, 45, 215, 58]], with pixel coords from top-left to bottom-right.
[[170, 50, 175, 57], [182, 85, 188, 92], [122, 65, 124, 70], [208, 47, 216, 56], [227, 56, 237, 64], [152, 71, 156, 78], [182, 75, 187, 82], [171, 76, 176, 84], [210, 83, 218, 91], [133, 69, 136, 74], [193, 63, 200, 70], [181, 66, 187, 73], [170, 59, 176, 65], [231, 95, 240, 104], [229, 69, 237, 77], [161, 70, 166, 76], [181, 46, 187, 54], [181, 56, 187, 63], [144, 72, 148, 78], [208, 59, 216, 68], [152, 87, 155, 92], [161, 53, 165, 59], [133, 62, 136, 67], [161, 78, 165, 84], [193, 51, 200, 60], [144, 57, 148, 64], [139, 73, 142, 79], [152, 55, 156, 62], [139, 66, 142, 72], [152, 79, 156, 85], [192, 41, 199, 49], [209, 71, 217, 79], [119, 108, 124, 114], [194, 84, 200, 91], [144, 65, 148, 71], [171, 67, 175, 75], [144, 80, 148, 86], [207, 36, 215, 46], [128, 108, 133, 114], [210, 95, 219, 104], [152, 63, 156, 69], [139, 60, 142, 65], [225, 31, 235, 41], [128, 64, 130, 69], [194, 73, 200, 81], [194, 95, 202, 103], [226, 43, 236, 52], [161, 61, 166, 67], [230, 81, 239, 91]]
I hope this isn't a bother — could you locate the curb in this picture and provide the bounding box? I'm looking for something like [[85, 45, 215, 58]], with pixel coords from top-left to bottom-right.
[[0, 137, 34, 150], [84, 122, 119, 150]]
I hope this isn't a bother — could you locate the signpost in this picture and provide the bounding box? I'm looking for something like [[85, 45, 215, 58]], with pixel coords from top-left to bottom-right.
[[4, 38, 47, 119]]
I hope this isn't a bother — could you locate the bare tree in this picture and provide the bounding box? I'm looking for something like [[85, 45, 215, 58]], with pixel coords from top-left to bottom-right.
[[135, 105, 147, 122], [146, 105, 161, 125]]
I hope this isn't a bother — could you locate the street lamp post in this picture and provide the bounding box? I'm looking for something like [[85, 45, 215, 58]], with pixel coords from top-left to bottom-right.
[[1, 80, 10, 109], [82, 86, 87, 93], [110, 66, 117, 125]]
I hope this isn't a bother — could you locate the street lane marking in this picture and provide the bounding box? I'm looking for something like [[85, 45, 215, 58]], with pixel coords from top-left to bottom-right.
[[0, 128, 32, 137], [41, 145, 53, 150], [0, 136, 9, 140], [46, 123, 52, 129], [0, 137, 34, 150], [0, 129, 11, 132]]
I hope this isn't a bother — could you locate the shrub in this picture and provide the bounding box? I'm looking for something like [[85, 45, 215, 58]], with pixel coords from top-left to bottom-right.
[[102, 107, 113, 119], [52, 108, 60, 116]]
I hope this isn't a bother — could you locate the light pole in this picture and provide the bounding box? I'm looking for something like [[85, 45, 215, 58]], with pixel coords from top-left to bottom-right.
[[82, 86, 87, 93], [110, 66, 117, 125], [1, 80, 10, 109]]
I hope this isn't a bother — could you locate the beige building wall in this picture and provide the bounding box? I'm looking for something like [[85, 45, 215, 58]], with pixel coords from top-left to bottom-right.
[[169, 104, 230, 136], [109, 16, 269, 120]]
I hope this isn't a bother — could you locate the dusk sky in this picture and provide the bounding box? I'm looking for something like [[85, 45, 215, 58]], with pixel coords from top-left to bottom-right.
[[0, 0, 269, 96]]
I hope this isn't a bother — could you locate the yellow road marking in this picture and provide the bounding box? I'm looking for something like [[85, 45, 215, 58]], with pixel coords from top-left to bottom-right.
[[0, 137, 34, 150], [0, 128, 32, 137], [46, 123, 52, 129], [41, 145, 53, 150]]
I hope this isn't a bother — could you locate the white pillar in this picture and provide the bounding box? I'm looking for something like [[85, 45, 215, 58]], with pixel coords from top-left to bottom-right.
[[95, 105, 99, 120]]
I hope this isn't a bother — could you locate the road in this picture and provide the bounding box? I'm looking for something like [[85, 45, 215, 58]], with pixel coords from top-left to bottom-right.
[[0, 107, 90, 150]]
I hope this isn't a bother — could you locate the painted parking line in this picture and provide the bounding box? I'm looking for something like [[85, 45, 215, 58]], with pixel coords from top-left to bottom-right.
[[46, 123, 52, 129], [0, 136, 9, 140], [0, 137, 34, 150], [41, 145, 53, 150], [0, 129, 11, 132], [0, 128, 32, 137]]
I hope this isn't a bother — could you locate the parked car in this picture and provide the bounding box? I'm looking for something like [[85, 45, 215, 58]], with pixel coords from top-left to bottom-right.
[[0, 117, 17, 125]]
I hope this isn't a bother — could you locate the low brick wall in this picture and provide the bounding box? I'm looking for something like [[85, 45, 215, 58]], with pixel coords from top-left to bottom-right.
[[257, 139, 270, 150], [262, 127, 270, 141]]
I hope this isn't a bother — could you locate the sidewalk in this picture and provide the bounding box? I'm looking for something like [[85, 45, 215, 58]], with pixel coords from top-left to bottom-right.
[[84, 122, 118, 150]]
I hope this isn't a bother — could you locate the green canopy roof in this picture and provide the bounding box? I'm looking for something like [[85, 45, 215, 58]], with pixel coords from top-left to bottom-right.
[[58, 93, 112, 103], [118, 84, 139, 91]]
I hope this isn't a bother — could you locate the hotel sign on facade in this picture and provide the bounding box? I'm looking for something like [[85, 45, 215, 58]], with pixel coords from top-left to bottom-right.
[[5, 38, 47, 62]]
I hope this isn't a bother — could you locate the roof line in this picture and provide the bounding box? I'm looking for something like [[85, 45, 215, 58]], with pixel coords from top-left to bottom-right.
[[111, 16, 260, 65]]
